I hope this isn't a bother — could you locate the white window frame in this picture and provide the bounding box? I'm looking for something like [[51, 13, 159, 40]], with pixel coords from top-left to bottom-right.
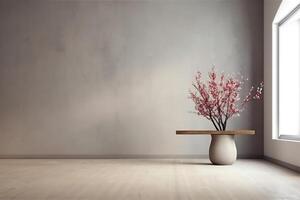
[[272, 1, 300, 141]]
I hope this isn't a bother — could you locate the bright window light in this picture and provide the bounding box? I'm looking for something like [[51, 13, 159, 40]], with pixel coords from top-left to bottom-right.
[[278, 6, 300, 138]]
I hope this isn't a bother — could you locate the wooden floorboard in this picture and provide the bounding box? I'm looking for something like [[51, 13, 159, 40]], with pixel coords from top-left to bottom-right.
[[0, 159, 299, 200]]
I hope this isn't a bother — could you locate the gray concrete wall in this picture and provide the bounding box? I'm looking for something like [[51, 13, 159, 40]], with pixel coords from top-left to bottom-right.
[[0, 0, 263, 157]]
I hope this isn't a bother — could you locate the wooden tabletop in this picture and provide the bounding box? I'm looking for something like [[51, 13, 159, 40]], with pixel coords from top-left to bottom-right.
[[176, 130, 255, 135]]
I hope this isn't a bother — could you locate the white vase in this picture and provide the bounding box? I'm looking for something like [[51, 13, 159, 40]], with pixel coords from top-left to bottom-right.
[[209, 134, 237, 165]]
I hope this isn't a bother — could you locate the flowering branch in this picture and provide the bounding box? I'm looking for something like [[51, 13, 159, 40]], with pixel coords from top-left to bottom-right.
[[189, 68, 263, 131]]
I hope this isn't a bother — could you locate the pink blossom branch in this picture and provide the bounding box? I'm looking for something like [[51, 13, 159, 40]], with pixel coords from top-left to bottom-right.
[[189, 68, 263, 131]]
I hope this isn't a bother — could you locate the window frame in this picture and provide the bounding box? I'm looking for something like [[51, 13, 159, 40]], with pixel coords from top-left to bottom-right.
[[273, 3, 300, 141]]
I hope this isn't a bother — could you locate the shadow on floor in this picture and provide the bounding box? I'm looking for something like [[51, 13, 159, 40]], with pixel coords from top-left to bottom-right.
[[126, 159, 213, 166], [178, 161, 212, 165]]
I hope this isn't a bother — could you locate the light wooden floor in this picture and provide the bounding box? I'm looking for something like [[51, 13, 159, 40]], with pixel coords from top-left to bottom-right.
[[0, 159, 299, 200]]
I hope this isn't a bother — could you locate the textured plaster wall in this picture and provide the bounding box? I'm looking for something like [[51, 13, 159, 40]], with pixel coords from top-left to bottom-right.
[[0, 0, 263, 157]]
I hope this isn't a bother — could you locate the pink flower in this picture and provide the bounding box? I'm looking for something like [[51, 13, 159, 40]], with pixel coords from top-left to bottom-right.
[[189, 68, 263, 131]]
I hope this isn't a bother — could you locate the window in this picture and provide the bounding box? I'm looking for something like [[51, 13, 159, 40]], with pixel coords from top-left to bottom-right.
[[274, 3, 300, 140]]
